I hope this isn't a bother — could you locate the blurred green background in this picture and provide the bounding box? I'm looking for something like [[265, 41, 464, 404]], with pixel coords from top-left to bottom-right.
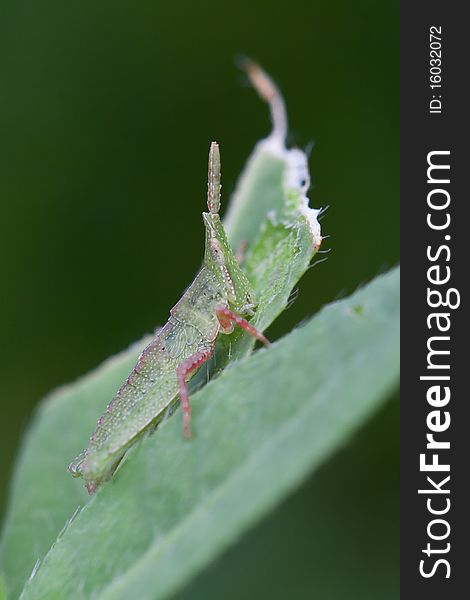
[[0, 0, 398, 597]]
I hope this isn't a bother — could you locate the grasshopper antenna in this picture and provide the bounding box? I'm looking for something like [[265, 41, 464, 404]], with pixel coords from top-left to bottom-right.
[[207, 141, 221, 214], [242, 58, 288, 144]]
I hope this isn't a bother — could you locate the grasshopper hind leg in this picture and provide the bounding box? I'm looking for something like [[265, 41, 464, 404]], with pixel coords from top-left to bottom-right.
[[176, 308, 270, 439], [176, 346, 214, 439]]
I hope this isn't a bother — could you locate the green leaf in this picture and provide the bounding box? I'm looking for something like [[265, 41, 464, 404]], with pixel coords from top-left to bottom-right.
[[1, 267, 399, 599], [0, 340, 150, 599]]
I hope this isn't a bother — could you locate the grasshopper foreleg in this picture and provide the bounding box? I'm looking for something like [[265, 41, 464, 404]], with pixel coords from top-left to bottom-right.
[[216, 307, 271, 348], [177, 347, 214, 439], [176, 310, 270, 439]]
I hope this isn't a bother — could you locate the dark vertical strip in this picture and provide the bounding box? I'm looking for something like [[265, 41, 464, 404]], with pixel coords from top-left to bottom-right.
[[401, 2, 467, 598]]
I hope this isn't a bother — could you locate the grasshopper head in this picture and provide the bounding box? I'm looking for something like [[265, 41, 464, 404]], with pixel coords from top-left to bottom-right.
[[203, 142, 256, 316], [202, 211, 256, 316]]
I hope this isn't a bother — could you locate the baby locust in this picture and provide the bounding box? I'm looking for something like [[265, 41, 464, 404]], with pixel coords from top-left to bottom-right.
[[69, 142, 270, 494]]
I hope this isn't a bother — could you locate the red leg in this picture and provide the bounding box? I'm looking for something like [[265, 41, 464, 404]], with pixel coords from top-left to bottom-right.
[[216, 307, 271, 347], [176, 347, 214, 438]]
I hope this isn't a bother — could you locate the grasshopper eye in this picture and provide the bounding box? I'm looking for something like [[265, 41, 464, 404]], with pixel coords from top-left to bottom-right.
[[209, 238, 225, 266]]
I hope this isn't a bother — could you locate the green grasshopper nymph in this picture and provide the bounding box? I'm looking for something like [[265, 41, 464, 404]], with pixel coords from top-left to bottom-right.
[[68, 142, 270, 495]]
